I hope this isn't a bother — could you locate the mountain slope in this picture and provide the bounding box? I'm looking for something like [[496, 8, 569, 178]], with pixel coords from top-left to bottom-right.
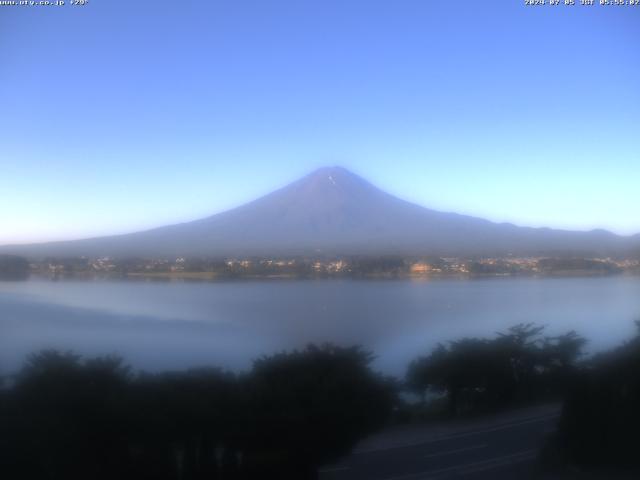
[[2, 167, 636, 258]]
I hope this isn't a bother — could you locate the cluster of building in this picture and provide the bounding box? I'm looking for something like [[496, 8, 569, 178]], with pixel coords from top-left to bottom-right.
[[28, 255, 640, 278]]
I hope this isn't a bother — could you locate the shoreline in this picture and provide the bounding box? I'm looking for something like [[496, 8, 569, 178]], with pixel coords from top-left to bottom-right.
[[18, 269, 640, 282]]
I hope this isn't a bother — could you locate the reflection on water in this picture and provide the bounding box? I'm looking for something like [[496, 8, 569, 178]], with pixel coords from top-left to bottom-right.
[[1, 277, 639, 376]]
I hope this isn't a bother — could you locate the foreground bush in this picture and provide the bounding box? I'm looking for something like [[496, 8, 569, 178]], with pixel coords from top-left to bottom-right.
[[554, 323, 640, 471], [0, 345, 395, 480], [406, 324, 586, 416]]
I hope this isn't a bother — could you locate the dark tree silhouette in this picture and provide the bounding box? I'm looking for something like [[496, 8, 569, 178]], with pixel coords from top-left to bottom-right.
[[242, 344, 395, 479], [1, 351, 131, 479], [553, 321, 640, 472], [0, 344, 394, 479], [406, 324, 586, 416]]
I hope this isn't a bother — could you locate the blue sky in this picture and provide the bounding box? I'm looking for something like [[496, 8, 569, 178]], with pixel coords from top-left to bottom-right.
[[1, 1, 639, 244]]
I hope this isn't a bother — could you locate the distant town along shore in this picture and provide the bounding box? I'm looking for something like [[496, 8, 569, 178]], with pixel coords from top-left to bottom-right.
[[13, 254, 640, 280]]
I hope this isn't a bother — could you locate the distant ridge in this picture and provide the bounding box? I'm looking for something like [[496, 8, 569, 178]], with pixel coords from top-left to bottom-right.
[[2, 167, 638, 258]]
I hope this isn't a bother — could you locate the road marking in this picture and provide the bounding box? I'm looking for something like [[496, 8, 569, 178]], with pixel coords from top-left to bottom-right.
[[354, 413, 559, 454], [449, 449, 538, 477], [319, 465, 350, 473], [381, 449, 538, 480], [423, 443, 487, 459]]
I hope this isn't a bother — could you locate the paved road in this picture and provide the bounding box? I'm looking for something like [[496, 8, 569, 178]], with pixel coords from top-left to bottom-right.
[[320, 405, 560, 480]]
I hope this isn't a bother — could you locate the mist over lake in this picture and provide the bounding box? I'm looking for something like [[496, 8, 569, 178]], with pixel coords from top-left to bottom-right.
[[1, 276, 639, 377]]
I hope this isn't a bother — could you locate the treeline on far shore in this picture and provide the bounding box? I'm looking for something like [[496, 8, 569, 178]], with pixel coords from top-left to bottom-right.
[[0, 255, 29, 280], [2, 322, 640, 478]]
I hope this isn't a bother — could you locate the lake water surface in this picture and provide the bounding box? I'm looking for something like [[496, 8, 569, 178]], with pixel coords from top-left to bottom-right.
[[1, 276, 639, 376]]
